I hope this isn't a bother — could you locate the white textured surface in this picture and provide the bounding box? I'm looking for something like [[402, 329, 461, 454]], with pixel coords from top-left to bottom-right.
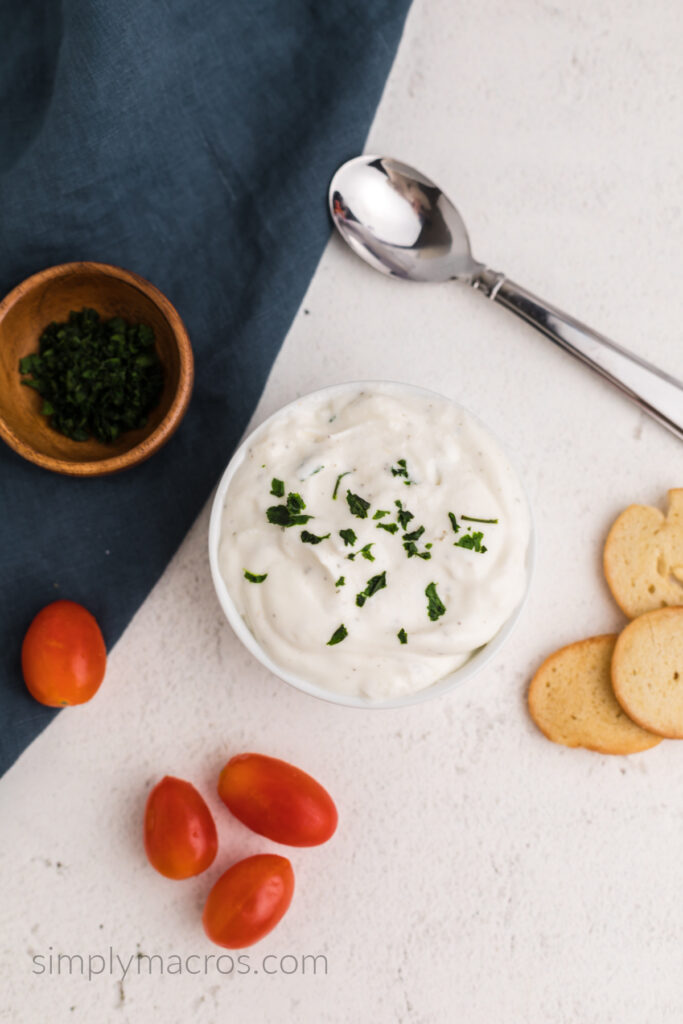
[[2, 1, 682, 1021]]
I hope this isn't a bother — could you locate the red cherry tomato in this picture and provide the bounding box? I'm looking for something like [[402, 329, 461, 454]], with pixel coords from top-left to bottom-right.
[[203, 854, 294, 948], [21, 600, 107, 707], [144, 776, 218, 880], [217, 753, 338, 847]]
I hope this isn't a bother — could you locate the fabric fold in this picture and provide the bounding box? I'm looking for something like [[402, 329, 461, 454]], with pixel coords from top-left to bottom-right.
[[0, 0, 412, 775]]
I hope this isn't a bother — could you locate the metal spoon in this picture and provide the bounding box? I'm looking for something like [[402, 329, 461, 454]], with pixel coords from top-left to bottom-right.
[[329, 155, 683, 441]]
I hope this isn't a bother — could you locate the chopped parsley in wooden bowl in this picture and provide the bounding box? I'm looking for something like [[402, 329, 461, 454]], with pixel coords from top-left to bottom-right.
[[0, 262, 193, 475]]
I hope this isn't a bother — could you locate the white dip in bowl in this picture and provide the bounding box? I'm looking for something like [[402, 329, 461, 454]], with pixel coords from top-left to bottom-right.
[[209, 382, 532, 707]]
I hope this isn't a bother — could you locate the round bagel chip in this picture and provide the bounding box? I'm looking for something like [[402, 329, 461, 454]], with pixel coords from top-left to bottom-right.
[[604, 489, 683, 618], [612, 607, 683, 738], [528, 634, 661, 755]]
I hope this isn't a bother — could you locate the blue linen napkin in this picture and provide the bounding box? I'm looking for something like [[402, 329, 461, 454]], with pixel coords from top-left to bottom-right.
[[0, 0, 411, 775]]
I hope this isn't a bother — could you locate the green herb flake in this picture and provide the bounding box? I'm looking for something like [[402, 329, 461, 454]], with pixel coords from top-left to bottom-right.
[[356, 571, 387, 608], [391, 458, 412, 481], [461, 515, 499, 524], [346, 490, 371, 519], [403, 541, 432, 560], [402, 523, 431, 559], [335, 576, 345, 587], [18, 308, 163, 444], [397, 628, 408, 645], [332, 471, 351, 500], [360, 543, 375, 561], [266, 505, 313, 527], [327, 624, 348, 646], [266, 505, 292, 526], [366, 571, 387, 596], [270, 478, 285, 497], [373, 509, 390, 519], [454, 531, 488, 553], [377, 522, 399, 534], [425, 582, 447, 622], [339, 528, 357, 547], [244, 570, 268, 583], [448, 512, 460, 535], [395, 500, 414, 530], [287, 492, 306, 513], [301, 530, 331, 544], [266, 490, 315, 528]]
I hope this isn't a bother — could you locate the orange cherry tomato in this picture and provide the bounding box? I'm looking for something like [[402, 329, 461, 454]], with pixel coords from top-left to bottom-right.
[[21, 600, 107, 707], [217, 753, 338, 847], [144, 776, 218, 880], [203, 854, 294, 948]]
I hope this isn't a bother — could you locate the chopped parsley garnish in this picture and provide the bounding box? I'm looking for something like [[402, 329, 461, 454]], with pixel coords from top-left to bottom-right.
[[402, 523, 430, 559], [377, 522, 399, 534], [244, 570, 268, 583], [327, 624, 348, 646], [266, 491, 314, 527], [373, 510, 390, 519], [360, 543, 375, 561], [448, 512, 460, 534], [346, 490, 371, 518], [270, 478, 285, 497], [301, 530, 330, 544], [391, 458, 413, 483], [395, 500, 414, 530], [287, 492, 305, 513], [454, 531, 487, 553], [339, 528, 357, 547], [366, 571, 387, 596], [425, 582, 447, 621], [461, 515, 499, 524], [332, 471, 351, 500], [335, 576, 345, 587], [356, 571, 387, 607], [397, 628, 408, 644], [266, 504, 313, 527], [403, 541, 431, 560]]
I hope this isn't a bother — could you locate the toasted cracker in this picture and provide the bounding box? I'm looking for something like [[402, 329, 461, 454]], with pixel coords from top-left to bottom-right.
[[528, 634, 661, 755], [603, 488, 683, 618], [611, 607, 683, 738]]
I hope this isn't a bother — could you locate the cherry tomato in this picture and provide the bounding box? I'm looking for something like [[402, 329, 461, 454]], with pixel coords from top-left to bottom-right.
[[144, 776, 218, 880], [203, 854, 294, 948], [21, 600, 107, 707], [217, 753, 338, 847]]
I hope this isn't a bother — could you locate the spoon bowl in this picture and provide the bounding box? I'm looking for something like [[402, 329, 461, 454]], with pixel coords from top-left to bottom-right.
[[329, 155, 479, 283]]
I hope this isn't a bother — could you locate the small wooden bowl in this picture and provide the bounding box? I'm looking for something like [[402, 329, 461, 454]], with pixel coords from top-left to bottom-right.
[[0, 262, 193, 475]]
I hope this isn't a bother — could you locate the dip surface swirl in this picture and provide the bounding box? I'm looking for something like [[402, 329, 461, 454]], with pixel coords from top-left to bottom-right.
[[218, 384, 530, 700]]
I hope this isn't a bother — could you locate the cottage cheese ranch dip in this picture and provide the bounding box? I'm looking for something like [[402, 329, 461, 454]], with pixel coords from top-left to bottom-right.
[[217, 383, 530, 701]]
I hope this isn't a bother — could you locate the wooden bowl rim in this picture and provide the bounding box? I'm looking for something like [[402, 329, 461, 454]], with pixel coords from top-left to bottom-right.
[[0, 261, 194, 476]]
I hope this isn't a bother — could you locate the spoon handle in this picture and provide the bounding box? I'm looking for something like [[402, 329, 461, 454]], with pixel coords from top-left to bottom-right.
[[473, 269, 683, 440]]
